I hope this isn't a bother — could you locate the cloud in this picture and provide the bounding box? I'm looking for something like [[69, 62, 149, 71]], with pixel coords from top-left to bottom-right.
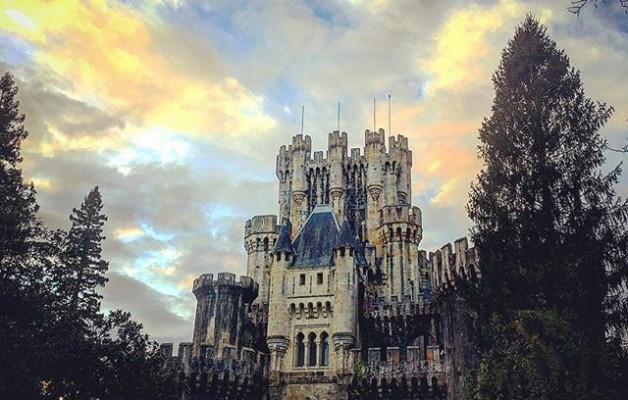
[[1, 0, 626, 345]]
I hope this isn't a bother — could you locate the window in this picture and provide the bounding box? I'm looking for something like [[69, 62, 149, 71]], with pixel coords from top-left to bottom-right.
[[320, 332, 329, 366], [296, 333, 305, 367], [299, 273, 306, 285], [317, 272, 323, 285], [308, 332, 317, 366]]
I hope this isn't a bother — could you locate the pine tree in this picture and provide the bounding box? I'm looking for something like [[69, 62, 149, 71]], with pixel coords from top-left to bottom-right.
[[0, 72, 40, 280], [64, 186, 109, 317], [465, 15, 628, 399]]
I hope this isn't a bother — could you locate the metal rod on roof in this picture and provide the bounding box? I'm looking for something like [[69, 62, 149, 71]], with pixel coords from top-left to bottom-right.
[[373, 98, 376, 132], [301, 105, 304, 135], [388, 94, 392, 135], [337, 102, 341, 131]]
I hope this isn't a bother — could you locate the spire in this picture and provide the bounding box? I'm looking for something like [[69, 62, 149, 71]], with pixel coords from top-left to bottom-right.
[[274, 219, 294, 254], [335, 219, 356, 249]]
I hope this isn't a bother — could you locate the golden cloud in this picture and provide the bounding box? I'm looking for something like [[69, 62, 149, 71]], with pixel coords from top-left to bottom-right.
[[1, 0, 275, 141], [422, 0, 524, 93]]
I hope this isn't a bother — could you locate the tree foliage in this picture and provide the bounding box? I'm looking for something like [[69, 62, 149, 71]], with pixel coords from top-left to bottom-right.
[[63, 186, 109, 317], [0, 72, 40, 280], [0, 71, 179, 399], [465, 15, 628, 399]]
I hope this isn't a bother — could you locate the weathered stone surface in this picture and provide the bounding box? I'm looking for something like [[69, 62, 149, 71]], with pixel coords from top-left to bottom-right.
[[166, 131, 478, 400]]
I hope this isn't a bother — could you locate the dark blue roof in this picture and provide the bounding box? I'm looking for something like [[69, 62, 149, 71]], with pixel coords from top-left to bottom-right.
[[274, 219, 294, 253], [335, 219, 356, 249], [292, 205, 339, 268]]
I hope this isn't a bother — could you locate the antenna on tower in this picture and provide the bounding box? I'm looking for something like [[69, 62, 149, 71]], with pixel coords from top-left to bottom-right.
[[301, 105, 304, 135], [337, 102, 341, 131], [373, 98, 376, 132], [388, 94, 392, 135]]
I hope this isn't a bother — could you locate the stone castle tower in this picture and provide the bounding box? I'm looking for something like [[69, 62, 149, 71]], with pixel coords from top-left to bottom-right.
[[162, 129, 479, 400]]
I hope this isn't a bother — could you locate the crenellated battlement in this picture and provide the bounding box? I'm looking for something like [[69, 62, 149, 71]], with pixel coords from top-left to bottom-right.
[[349, 147, 362, 160], [291, 133, 312, 152], [160, 342, 268, 398], [389, 134, 409, 152], [245, 215, 279, 238], [365, 128, 387, 149], [378, 205, 422, 229], [328, 130, 348, 151], [192, 273, 258, 303], [430, 237, 479, 293], [348, 346, 446, 399]]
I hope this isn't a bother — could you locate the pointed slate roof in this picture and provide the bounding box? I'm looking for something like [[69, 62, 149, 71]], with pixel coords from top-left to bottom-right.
[[335, 219, 356, 249], [292, 205, 339, 268], [274, 219, 294, 253]]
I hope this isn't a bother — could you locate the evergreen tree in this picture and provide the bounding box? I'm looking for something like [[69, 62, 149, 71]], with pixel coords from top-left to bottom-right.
[[0, 72, 40, 280], [465, 15, 628, 399], [63, 186, 109, 317]]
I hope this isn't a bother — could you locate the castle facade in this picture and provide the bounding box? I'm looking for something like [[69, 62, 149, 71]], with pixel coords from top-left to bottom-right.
[[162, 129, 479, 400]]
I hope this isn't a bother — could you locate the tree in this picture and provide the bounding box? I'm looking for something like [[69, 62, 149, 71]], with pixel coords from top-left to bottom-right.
[[0, 72, 40, 281], [465, 15, 628, 399], [0, 73, 179, 399], [63, 186, 109, 318], [569, 0, 628, 16]]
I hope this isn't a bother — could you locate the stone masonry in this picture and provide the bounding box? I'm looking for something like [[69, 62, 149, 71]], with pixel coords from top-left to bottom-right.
[[162, 129, 480, 400]]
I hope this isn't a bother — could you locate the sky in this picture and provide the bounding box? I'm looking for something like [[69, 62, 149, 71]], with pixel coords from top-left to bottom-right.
[[0, 0, 626, 345]]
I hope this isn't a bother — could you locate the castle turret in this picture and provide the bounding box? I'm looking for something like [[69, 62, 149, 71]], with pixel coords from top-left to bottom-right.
[[287, 135, 311, 237], [244, 215, 279, 305], [191, 273, 258, 358], [378, 204, 423, 301], [267, 221, 293, 375], [364, 129, 386, 245], [332, 219, 358, 375], [327, 131, 347, 221]]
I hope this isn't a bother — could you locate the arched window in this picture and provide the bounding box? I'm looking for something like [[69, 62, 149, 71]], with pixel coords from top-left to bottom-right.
[[296, 333, 305, 367], [263, 237, 269, 251], [308, 332, 317, 366], [320, 332, 329, 366]]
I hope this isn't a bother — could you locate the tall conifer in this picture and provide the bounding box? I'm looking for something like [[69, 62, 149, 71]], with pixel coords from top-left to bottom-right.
[[466, 15, 628, 399], [0, 72, 40, 280], [65, 186, 109, 317]]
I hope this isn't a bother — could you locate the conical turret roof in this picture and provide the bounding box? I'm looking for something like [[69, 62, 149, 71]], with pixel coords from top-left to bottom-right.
[[274, 219, 294, 253], [335, 219, 356, 249]]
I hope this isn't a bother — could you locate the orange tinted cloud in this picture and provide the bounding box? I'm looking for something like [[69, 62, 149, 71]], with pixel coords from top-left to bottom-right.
[[1, 0, 275, 139], [422, 0, 524, 93]]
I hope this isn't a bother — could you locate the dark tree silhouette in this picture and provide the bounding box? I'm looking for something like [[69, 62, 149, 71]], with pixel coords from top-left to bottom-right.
[[63, 186, 109, 317], [464, 15, 628, 399], [0, 72, 40, 280], [0, 72, 179, 399]]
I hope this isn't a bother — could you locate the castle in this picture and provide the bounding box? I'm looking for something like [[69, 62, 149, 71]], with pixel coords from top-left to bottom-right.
[[161, 129, 479, 400]]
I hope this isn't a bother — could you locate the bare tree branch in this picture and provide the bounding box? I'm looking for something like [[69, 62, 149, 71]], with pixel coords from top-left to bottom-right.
[[569, 0, 628, 15]]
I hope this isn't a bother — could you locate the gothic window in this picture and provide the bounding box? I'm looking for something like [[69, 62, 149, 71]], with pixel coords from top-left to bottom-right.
[[317, 272, 323, 285], [263, 237, 269, 251], [299, 273, 306, 285], [308, 332, 317, 366], [320, 332, 329, 366], [296, 333, 305, 367]]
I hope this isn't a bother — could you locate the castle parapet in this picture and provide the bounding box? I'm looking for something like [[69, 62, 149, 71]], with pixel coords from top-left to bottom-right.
[[193, 273, 258, 298], [379, 205, 422, 226], [291, 133, 311, 152], [430, 237, 479, 293], [328, 130, 348, 152], [388, 134, 409, 152], [348, 346, 446, 398], [364, 297, 434, 320], [365, 128, 386, 149], [245, 215, 279, 238]]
